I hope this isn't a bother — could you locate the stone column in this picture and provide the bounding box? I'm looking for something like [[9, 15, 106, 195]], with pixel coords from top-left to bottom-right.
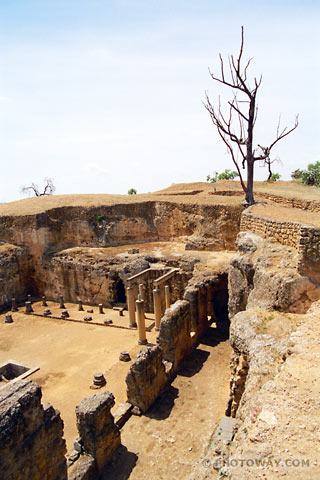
[[153, 287, 162, 331], [127, 286, 137, 328], [139, 283, 146, 318], [136, 296, 147, 344], [165, 285, 170, 310]]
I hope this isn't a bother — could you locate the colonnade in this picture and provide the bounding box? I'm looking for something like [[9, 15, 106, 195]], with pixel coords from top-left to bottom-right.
[[126, 268, 178, 344]]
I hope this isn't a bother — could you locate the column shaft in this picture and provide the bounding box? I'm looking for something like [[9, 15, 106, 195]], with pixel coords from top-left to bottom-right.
[[153, 287, 162, 331], [127, 286, 137, 328], [136, 298, 147, 344]]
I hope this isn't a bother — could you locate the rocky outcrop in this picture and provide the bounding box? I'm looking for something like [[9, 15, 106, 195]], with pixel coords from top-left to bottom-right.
[[126, 345, 168, 413], [68, 455, 98, 480], [228, 232, 320, 316], [190, 231, 320, 480], [75, 391, 120, 473], [0, 380, 67, 480], [211, 304, 320, 480]]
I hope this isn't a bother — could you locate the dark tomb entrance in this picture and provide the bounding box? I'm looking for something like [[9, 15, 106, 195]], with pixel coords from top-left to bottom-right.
[[207, 273, 230, 341], [116, 279, 126, 304]]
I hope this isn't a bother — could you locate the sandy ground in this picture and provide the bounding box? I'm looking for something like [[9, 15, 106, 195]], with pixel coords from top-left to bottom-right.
[[0, 303, 158, 451], [250, 203, 320, 227], [102, 324, 231, 480], [61, 241, 235, 276]]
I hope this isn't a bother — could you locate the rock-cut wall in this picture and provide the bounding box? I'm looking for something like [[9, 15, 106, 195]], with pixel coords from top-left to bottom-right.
[[0, 244, 30, 311], [0, 201, 242, 256], [0, 380, 67, 480]]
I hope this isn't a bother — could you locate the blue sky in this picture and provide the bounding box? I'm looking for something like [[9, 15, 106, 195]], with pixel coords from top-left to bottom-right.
[[0, 0, 319, 202]]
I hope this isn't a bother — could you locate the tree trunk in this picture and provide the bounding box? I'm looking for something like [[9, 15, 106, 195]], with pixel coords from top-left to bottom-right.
[[245, 160, 255, 205], [267, 161, 272, 181]]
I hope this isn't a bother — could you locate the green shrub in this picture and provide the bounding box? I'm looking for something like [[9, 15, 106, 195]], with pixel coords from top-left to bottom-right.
[[268, 173, 281, 182], [207, 169, 239, 183], [291, 162, 320, 187]]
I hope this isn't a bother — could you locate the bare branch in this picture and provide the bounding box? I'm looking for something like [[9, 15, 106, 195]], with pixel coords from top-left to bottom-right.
[[254, 115, 299, 161], [204, 26, 298, 205]]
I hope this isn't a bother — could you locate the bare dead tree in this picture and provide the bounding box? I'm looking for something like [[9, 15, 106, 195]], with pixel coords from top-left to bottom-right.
[[21, 177, 56, 197], [204, 27, 298, 205]]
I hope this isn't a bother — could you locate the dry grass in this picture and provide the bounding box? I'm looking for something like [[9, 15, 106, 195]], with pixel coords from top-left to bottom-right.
[[251, 203, 320, 227], [1, 181, 320, 222], [0, 186, 242, 217]]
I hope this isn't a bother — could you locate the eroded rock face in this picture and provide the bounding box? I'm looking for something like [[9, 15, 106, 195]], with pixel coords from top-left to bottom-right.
[[75, 391, 120, 472], [216, 305, 320, 480], [0, 243, 30, 311], [228, 232, 320, 316], [0, 201, 242, 255], [0, 380, 67, 480], [126, 345, 168, 413]]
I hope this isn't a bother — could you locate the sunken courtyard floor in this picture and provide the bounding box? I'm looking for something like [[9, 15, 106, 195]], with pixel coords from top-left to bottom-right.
[[0, 302, 158, 450]]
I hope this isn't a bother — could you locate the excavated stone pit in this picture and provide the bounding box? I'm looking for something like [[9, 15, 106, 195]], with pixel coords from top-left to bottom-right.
[[2, 186, 320, 480]]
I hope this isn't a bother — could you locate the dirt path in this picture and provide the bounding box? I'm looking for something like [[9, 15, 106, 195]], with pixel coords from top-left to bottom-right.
[[102, 325, 232, 480]]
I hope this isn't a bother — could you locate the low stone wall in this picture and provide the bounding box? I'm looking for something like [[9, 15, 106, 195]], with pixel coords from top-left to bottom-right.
[[241, 211, 320, 281], [158, 300, 195, 369], [257, 192, 320, 212], [298, 226, 320, 282], [126, 345, 168, 413], [240, 211, 301, 248], [125, 274, 228, 413], [75, 391, 121, 474], [0, 380, 67, 480]]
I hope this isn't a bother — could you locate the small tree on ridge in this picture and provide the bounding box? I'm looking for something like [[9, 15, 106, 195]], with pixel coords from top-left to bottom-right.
[[21, 177, 56, 197]]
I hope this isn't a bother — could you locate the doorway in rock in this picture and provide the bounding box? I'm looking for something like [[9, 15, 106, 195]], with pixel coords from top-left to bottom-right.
[[116, 279, 126, 304], [209, 274, 230, 341]]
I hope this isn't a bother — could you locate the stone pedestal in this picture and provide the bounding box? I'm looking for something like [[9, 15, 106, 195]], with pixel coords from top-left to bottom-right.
[[90, 373, 106, 389], [11, 298, 18, 312], [25, 301, 33, 314], [59, 295, 65, 309], [119, 351, 131, 362], [4, 314, 13, 323]]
